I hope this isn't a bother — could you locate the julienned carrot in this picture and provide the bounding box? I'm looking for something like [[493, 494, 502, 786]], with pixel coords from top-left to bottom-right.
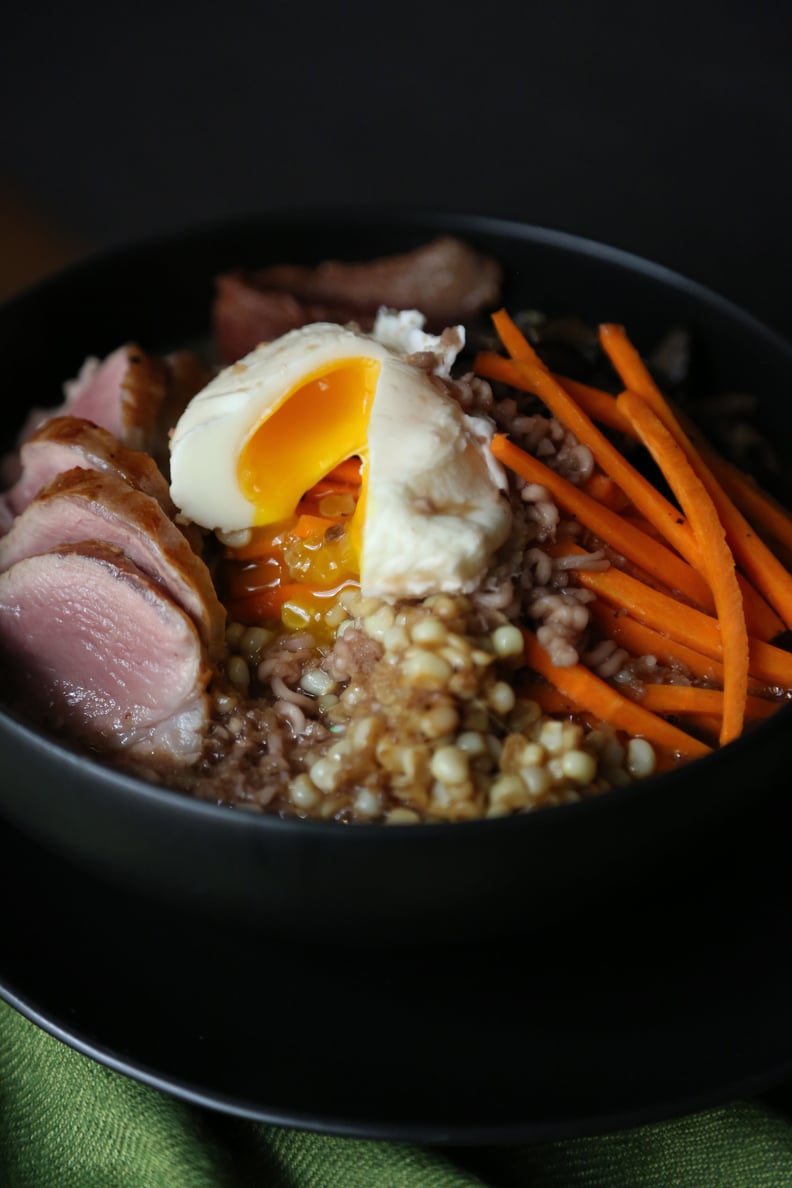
[[604, 519, 781, 640], [297, 456, 362, 510], [552, 541, 792, 688], [475, 350, 635, 436], [586, 602, 771, 696], [582, 472, 630, 512], [600, 322, 792, 633], [555, 375, 633, 434], [520, 682, 578, 717], [491, 433, 715, 611], [481, 346, 792, 567], [564, 373, 792, 563], [527, 680, 779, 725], [293, 513, 337, 539], [485, 312, 782, 638], [617, 391, 748, 744], [486, 311, 700, 567], [685, 429, 792, 562], [636, 685, 780, 723], [521, 629, 710, 758], [587, 602, 727, 685], [503, 431, 777, 649], [325, 456, 362, 486]]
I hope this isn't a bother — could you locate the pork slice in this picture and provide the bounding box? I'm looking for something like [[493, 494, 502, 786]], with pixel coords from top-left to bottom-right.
[[0, 468, 226, 661], [4, 416, 176, 519], [0, 542, 210, 763], [212, 236, 504, 362]]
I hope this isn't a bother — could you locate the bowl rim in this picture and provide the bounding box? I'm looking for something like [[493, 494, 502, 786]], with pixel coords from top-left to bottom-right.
[[2, 203, 792, 838]]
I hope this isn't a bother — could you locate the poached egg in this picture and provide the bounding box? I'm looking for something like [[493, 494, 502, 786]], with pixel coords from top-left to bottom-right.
[[169, 318, 511, 614]]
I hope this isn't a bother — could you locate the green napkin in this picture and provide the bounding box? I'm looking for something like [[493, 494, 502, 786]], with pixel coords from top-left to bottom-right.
[[2, 999, 792, 1188]]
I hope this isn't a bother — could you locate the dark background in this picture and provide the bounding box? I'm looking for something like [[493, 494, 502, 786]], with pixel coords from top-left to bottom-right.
[[1, 1, 791, 335]]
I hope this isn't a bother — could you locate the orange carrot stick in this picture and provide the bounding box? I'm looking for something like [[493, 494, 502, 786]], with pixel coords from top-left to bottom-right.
[[292, 513, 338, 539], [498, 436, 779, 647], [635, 685, 780, 722], [486, 311, 700, 565], [554, 375, 633, 434], [553, 541, 792, 688], [600, 322, 792, 633], [521, 629, 710, 758], [548, 367, 792, 565], [476, 350, 636, 436], [480, 344, 792, 562], [616, 390, 748, 744], [685, 429, 792, 562], [491, 432, 714, 609], [581, 471, 631, 512], [480, 345, 792, 615], [523, 680, 739, 734], [481, 313, 782, 639], [587, 601, 727, 685], [520, 682, 579, 717], [325, 456, 362, 486]]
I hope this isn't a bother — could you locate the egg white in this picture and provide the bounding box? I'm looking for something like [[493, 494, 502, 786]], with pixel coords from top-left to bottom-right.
[[169, 321, 512, 599]]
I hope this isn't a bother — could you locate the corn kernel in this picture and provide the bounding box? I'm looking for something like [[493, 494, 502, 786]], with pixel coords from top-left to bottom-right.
[[430, 745, 470, 785], [561, 749, 597, 784], [627, 737, 656, 778], [411, 617, 448, 646], [404, 649, 453, 688], [227, 655, 250, 691], [488, 681, 516, 715], [492, 624, 525, 658]]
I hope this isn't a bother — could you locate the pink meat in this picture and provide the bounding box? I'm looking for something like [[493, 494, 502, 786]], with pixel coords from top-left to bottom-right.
[[0, 467, 226, 661], [0, 542, 209, 763], [213, 277, 364, 364], [9, 345, 167, 461], [213, 236, 504, 362], [3, 416, 176, 520], [59, 344, 167, 451]]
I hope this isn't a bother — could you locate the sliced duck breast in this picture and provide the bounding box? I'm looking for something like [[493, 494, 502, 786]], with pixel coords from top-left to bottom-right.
[[213, 277, 372, 364], [252, 236, 504, 322], [57, 343, 167, 451], [3, 416, 176, 520], [0, 467, 226, 661], [0, 542, 209, 764], [213, 236, 504, 362]]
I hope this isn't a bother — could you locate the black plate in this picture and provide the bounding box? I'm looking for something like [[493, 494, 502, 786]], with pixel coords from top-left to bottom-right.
[[2, 787, 792, 1145], [3, 210, 792, 1140]]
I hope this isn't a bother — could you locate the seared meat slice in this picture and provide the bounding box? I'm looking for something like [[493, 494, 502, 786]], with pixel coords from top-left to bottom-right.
[[0, 542, 209, 763], [213, 277, 363, 364], [6, 347, 214, 485], [0, 468, 226, 661], [11, 344, 167, 460], [57, 343, 167, 452], [4, 416, 176, 519], [213, 236, 504, 362]]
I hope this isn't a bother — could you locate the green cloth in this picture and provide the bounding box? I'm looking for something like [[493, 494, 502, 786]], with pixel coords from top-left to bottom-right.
[[2, 999, 792, 1187]]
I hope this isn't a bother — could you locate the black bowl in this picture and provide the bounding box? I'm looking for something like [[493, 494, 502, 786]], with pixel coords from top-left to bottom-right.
[[1, 207, 791, 944]]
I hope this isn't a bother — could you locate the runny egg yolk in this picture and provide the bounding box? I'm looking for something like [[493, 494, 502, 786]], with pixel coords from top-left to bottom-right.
[[236, 358, 380, 526], [227, 359, 380, 637], [171, 320, 511, 635]]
